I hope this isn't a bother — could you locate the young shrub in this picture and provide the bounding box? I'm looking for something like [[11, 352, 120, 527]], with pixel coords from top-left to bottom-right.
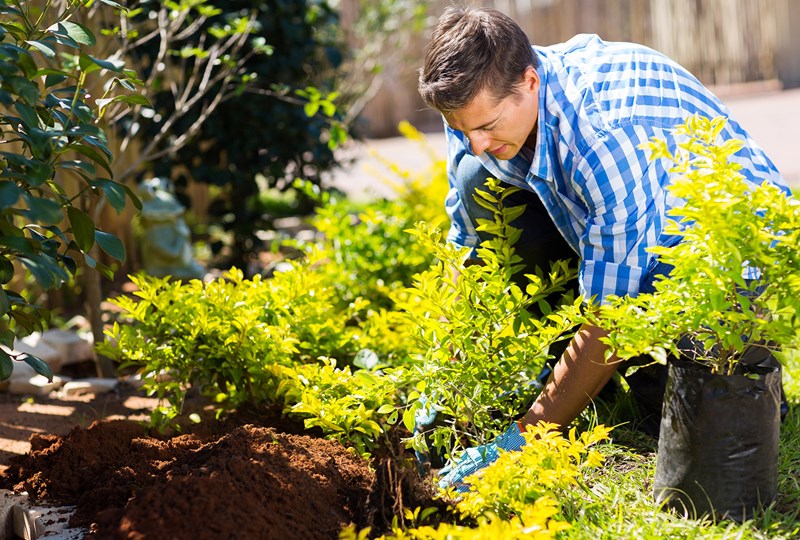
[[100, 266, 352, 429], [587, 115, 800, 375], [401, 178, 581, 459], [276, 358, 406, 457]]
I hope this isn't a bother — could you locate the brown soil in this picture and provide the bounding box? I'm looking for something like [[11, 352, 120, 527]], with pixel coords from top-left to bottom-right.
[[0, 385, 445, 539]]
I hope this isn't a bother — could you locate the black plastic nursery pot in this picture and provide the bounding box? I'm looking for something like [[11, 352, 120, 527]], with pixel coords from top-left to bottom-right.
[[654, 349, 783, 521]]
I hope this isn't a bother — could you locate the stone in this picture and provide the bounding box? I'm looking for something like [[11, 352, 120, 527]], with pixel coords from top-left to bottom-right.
[[0, 490, 28, 540], [7, 375, 67, 397], [60, 378, 118, 397], [12, 503, 85, 540], [39, 330, 94, 366]]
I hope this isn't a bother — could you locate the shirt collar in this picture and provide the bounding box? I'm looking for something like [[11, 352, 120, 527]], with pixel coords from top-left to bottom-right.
[[529, 59, 552, 182]]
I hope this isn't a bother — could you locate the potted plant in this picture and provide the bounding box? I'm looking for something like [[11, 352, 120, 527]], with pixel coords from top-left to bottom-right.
[[587, 115, 800, 521]]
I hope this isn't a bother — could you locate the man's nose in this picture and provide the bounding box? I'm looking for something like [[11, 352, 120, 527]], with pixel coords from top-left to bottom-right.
[[467, 131, 491, 155]]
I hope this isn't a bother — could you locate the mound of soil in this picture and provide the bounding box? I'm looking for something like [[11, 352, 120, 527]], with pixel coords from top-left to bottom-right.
[[1, 419, 381, 539]]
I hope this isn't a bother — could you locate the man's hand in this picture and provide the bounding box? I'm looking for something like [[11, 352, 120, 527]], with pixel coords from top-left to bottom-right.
[[437, 422, 526, 493]]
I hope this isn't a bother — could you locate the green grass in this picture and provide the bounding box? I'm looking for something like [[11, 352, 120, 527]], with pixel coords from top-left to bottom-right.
[[556, 350, 800, 539]]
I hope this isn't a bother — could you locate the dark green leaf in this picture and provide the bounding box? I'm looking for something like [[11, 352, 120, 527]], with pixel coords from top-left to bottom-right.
[[58, 160, 96, 179], [7, 75, 39, 104], [44, 73, 68, 87], [67, 206, 94, 252], [14, 102, 39, 130], [0, 288, 8, 316], [0, 328, 15, 349], [93, 179, 126, 212], [26, 39, 56, 58], [24, 354, 53, 381], [23, 195, 62, 225], [95, 230, 125, 262], [0, 256, 14, 284], [20, 254, 68, 289], [0, 22, 26, 41], [10, 308, 42, 335], [15, 50, 37, 79], [61, 254, 77, 275], [124, 184, 142, 211], [72, 144, 112, 176], [0, 236, 34, 253], [79, 53, 124, 74], [66, 124, 104, 139], [0, 350, 12, 381], [0, 181, 22, 209], [80, 135, 112, 159]]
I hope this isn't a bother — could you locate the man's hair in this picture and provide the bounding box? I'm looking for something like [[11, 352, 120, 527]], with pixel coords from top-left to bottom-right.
[[418, 6, 538, 114]]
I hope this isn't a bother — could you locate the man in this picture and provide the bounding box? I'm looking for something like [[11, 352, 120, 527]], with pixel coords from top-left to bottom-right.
[[417, 6, 789, 491]]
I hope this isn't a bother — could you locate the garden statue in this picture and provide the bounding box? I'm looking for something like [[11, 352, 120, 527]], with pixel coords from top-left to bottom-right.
[[137, 177, 205, 280]]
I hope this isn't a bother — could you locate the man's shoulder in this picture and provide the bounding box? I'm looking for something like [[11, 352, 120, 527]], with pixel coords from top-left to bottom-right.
[[537, 34, 673, 74]]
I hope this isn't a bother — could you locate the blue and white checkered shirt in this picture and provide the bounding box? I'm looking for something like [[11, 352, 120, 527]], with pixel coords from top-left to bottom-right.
[[445, 34, 788, 304]]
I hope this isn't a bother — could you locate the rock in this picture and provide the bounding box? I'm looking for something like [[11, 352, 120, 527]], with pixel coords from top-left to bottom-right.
[[12, 503, 85, 540], [7, 375, 67, 397], [60, 378, 118, 397], [39, 330, 94, 366], [0, 490, 28, 540]]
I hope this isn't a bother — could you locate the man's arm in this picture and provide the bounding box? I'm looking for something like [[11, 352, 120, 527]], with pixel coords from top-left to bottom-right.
[[520, 323, 620, 428]]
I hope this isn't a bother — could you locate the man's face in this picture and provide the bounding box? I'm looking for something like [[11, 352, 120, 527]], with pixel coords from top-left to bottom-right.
[[445, 66, 540, 160]]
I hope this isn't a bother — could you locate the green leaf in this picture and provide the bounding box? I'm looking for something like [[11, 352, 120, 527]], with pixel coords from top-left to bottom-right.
[[7, 75, 39, 104], [376, 404, 395, 415], [58, 160, 96, 179], [0, 288, 9, 316], [14, 102, 39, 129], [95, 179, 127, 213], [0, 256, 14, 284], [95, 93, 150, 115], [24, 195, 63, 225], [79, 54, 124, 74], [48, 21, 95, 46], [26, 39, 56, 58], [0, 350, 12, 381], [24, 354, 53, 381], [0, 182, 22, 209], [0, 328, 15, 349], [95, 230, 125, 262], [21, 255, 68, 289], [67, 206, 95, 252], [72, 144, 112, 176], [402, 408, 416, 432]]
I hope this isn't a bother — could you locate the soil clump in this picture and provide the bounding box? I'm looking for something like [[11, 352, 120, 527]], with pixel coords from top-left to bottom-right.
[[1, 418, 380, 539]]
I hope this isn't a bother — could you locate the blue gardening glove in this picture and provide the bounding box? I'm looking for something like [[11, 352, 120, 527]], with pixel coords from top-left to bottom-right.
[[437, 422, 527, 493], [413, 393, 441, 472]]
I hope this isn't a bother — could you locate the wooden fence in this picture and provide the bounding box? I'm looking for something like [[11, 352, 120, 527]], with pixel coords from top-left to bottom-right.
[[362, 0, 792, 137]]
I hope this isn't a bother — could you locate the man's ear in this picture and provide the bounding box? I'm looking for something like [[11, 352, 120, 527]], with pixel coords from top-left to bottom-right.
[[522, 66, 540, 95]]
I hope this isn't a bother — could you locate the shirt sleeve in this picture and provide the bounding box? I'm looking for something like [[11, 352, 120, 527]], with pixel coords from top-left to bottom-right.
[[572, 121, 673, 305], [444, 123, 481, 256]]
